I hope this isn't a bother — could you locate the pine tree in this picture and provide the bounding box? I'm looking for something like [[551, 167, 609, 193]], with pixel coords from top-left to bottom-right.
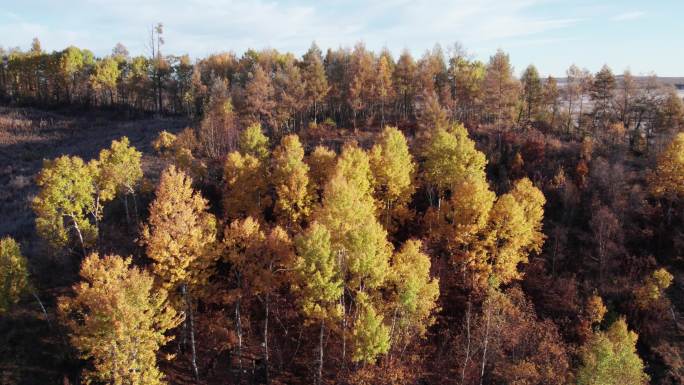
[[448, 56, 485, 122], [302, 42, 329, 124], [375, 55, 394, 127], [591, 65, 617, 130], [274, 57, 306, 132], [482, 50, 519, 129], [542, 75, 561, 129], [394, 50, 417, 120], [520, 65, 542, 124], [58, 253, 181, 385], [243, 64, 275, 127], [199, 81, 238, 160], [348, 44, 375, 130], [59, 46, 85, 103], [658, 88, 684, 131]]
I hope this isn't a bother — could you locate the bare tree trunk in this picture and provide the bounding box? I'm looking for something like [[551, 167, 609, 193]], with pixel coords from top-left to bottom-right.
[[123, 194, 131, 227], [70, 215, 87, 257], [130, 190, 140, 226], [578, 93, 585, 137], [385, 200, 391, 230], [235, 296, 243, 382], [461, 299, 472, 385], [313, 99, 317, 125], [479, 301, 492, 385], [93, 195, 102, 248], [264, 293, 270, 384], [388, 305, 399, 360], [183, 284, 200, 381], [32, 291, 52, 329], [317, 321, 325, 385], [341, 291, 347, 362]]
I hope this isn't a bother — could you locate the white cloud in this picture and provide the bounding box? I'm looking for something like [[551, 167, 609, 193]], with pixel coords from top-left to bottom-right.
[[0, 0, 583, 58], [611, 11, 645, 21]]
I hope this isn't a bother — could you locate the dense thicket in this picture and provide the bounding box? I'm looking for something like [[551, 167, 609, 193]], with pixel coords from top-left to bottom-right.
[[3, 36, 684, 385]]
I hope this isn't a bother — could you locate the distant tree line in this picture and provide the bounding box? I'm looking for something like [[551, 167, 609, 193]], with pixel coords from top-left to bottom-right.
[[2, 35, 682, 146]]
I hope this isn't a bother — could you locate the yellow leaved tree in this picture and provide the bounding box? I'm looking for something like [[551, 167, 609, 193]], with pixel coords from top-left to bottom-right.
[[650, 132, 684, 199], [219, 217, 294, 382], [577, 318, 649, 385], [271, 134, 313, 230], [369, 126, 416, 231], [58, 253, 181, 385], [306, 145, 337, 200], [91, 136, 143, 225], [141, 165, 217, 380], [291, 221, 344, 385], [0, 237, 30, 314], [33, 155, 97, 254], [223, 122, 272, 220]]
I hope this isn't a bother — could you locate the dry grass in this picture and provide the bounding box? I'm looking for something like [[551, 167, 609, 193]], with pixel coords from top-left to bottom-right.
[[0, 106, 189, 242], [0, 108, 66, 147]]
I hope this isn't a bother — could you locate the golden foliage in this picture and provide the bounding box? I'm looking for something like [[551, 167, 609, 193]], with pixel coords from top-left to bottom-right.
[[272, 134, 313, 229], [58, 253, 181, 385], [0, 237, 30, 314], [292, 222, 344, 322], [142, 165, 217, 294], [223, 151, 271, 220], [389, 240, 439, 343], [33, 155, 97, 251], [650, 132, 684, 199]]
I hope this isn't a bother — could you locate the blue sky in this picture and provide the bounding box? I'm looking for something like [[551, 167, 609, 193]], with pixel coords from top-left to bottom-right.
[[1, 0, 682, 77]]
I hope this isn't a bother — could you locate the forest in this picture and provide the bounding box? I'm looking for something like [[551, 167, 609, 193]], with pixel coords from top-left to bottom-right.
[[1, 30, 684, 385]]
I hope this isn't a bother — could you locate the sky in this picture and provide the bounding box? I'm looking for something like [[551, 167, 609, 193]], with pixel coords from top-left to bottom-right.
[[1, 0, 683, 77]]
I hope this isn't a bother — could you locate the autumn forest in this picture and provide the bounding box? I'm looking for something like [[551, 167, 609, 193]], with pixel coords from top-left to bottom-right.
[[1, 27, 684, 385]]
